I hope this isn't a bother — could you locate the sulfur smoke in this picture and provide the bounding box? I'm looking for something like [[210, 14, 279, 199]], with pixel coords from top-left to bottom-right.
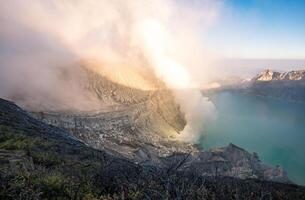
[[0, 0, 220, 141]]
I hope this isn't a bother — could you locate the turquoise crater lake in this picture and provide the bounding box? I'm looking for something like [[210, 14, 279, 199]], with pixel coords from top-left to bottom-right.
[[200, 91, 305, 185]]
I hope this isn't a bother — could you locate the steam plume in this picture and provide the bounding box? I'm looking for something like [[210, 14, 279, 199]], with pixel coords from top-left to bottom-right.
[[0, 0, 220, 140]]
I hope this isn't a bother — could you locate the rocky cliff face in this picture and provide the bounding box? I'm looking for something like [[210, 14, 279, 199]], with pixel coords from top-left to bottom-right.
[[1, 97, 290, 184], [30, 66, 192, 163], [164, 144, 289, 183], [206, 69, 305, 102], [19, 66, 288, 183], [249, 69, 305, 101], [255, 69, 305, 81], [0, 98, 303, 199]]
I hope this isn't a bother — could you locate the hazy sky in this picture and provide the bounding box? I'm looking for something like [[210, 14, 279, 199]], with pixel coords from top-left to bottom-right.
[[204, 0, 305, 60], [0, 0, 304, 81]]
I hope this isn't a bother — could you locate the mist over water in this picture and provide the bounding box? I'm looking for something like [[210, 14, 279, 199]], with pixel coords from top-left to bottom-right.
[[201, 91, 305, 185]]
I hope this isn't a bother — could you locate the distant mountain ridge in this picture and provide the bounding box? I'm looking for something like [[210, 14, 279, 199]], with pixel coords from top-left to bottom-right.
[[205, 69, 305, 102], [255, 69, 305, 81], [249, 69, 305, 101]]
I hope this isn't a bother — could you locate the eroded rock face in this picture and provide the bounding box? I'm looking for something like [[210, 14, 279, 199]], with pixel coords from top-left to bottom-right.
[[2, 91, 291, 183], [255, 69, 305, 81], [256, 70, 282, 81], [26, 67, 290, 183], [249, 69, 305, 101], [207, 69, 305, 102], [31, 66, 192, 162], [162, 144, 290, 183], [0, 98, 303, 198]]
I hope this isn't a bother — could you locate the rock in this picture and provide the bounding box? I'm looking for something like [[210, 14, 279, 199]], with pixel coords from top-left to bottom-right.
[[208, 69, 305, 102], [255, 69, 305, 81], [256, 69, 282, 81], [160, 143, 290, 183], [1, 66, 292, 184], [247, 69, 305, 101], [0, 97, 303, 199], [30, 67, 192, 162]]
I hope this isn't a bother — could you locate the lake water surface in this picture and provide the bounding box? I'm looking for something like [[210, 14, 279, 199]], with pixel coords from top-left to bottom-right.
[[201, 91, 305, 185]]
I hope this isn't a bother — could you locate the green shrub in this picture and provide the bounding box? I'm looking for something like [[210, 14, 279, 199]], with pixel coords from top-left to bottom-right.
[[31, 152, 65, 167], [0, 127, 52, 151]]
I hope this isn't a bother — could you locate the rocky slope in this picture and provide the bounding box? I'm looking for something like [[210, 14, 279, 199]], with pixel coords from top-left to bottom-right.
[[1, 98, 305, 199], [205, 69, 305, 102], [248, 69, 305, 101], [14, 66, 288, 183], [255, 69, 305, 81], [166, 144, 289, 183], [30, 66, 193, 164]]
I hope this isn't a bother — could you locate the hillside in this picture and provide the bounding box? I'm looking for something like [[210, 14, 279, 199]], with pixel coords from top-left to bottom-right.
[[1, 98, 305, 199], [29, 66, 192, 164], [24, 67, 290, 183], [1, 66, 305, 199], [205, 69, 305, 102], [249, 69, 305, 101]]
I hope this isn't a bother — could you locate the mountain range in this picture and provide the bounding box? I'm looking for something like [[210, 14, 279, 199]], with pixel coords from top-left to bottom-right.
[[205, 69, 305, 102]]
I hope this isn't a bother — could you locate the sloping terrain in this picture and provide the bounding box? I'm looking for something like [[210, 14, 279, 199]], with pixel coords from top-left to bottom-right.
[[207, 69, 305, 102], [31, 66, 193, 164], [166, 144, 289, 183], [1, 98, 305, 199], [26, 67, 290, 182], [249, 69, 305, 101]]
